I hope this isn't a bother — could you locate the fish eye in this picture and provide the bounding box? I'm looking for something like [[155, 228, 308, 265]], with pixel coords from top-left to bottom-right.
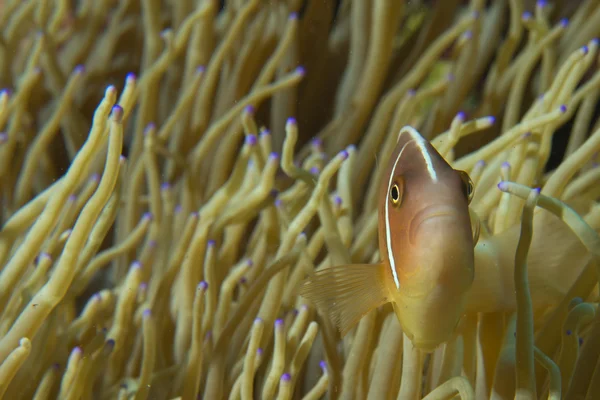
[[390, 180, 403, 206], [457, 170, 474, 203]]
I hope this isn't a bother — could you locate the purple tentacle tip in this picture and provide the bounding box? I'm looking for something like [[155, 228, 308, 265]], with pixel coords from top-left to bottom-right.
[[310, 166, 320, 175], [559, 104, 567, 113], [126, 73, 136, 82], [274, 198, 283, 208], [522, 11, 532, 20], [161, 182, 171, 190], [407, 88, 416, 96], [295, 66, 306, 76], [74, 65, 85, 74], [289, 12, 299, 20], [287, 117, 297, 126], [456, 111, 467, 120], [112, 105, 124, 113], [106, 339, 116, 348], [566, 329, 572, 335], [131, 261, 143, 270], [497, 181, 508, 191], [244, 105, 255, 114], [196, 65, 206, 73], [311, 137, 322, 147], [207, 239, 216, 247], [199, 281, 209, 290], [582, 45, 589, 55], [246, 134, 258, 146], [501, 161, 511, 169], [593, 38, 600, 46], [533, 187, 542, 194], [260, 129, 270, 137], [537, 0, 547, 7], [487, 116, 496, 124], [143, 309, 152, 317], [319, 360, 327, 371], [339, 150, 349, 160], [73, 346, 83, 355], [560, 18, 569, 27], [275, 319, 284, 327], [145, 123, 156, 134], [463, 30, 473, 40], [246, 259, 254, 267], [475, 160, 486, 168], [255, 317, 263, 324], [281, 373, 291, 382], [334, 196, 343, 206]]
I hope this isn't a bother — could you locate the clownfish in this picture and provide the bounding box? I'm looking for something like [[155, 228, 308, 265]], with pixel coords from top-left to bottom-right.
[[299, 126, 477, 351]]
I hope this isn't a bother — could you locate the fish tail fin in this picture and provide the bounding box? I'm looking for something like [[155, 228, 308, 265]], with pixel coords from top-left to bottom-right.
[[526, 212, 593, 301], [298, 263, 391, 336]]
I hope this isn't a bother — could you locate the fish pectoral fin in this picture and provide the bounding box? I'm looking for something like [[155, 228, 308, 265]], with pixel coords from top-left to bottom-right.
[[298, 263, 390, 336], [469, 207, 482, 247]]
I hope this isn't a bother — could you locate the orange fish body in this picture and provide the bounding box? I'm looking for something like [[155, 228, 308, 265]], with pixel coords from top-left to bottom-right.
[[377, 126, 475, 350], [300, 126, 476, 351]]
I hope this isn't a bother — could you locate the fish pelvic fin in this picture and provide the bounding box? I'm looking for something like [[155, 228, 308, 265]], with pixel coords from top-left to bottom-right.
[[298, 263, 391, 336]]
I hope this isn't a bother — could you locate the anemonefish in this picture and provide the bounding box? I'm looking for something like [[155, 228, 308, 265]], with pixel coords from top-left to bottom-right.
[[299, 126, 477, 351]]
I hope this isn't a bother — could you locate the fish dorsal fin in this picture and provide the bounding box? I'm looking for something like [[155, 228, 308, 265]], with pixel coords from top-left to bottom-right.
[[298, 263, 390, 336]]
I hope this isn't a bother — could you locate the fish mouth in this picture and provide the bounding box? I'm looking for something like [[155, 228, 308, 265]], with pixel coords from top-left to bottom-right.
[[409, 205, 461, 243]]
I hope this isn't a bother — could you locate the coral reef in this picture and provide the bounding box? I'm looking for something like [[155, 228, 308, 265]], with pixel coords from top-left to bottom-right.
[[0, 0, 599, 399]]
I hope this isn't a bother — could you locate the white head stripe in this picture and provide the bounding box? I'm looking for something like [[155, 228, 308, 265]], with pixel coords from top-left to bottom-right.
[[384, 142, 407, 289], [397, 126, 438, 182], [385, 127, 438, 289]]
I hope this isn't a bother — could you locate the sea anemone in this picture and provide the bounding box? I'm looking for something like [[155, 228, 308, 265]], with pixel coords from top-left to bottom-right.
[[0, 0, 599, 399]]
